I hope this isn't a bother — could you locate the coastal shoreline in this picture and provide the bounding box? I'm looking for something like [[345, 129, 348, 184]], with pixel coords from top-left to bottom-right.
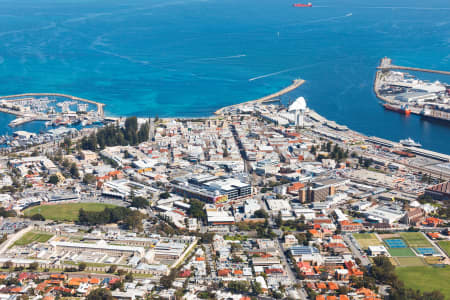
[[214, 79, 305, 115], [1, 75, 449, 159]]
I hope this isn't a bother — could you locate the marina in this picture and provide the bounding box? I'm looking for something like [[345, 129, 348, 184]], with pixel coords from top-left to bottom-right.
[[0, 94, 105, 128]]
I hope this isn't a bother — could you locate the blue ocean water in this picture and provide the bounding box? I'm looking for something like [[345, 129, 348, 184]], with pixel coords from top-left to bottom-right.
[[0, 0, 449, 153]]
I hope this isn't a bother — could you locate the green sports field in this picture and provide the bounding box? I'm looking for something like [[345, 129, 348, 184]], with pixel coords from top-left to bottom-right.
[[396, 266, 450, 299], [399, 232, 432, 248], [395, 257, 426, 267], [353, 233, 382, 249], [23, 203, 117, 221], [438, 241, 450, 256], [388, 247, 416, 257], [14, 232, 53, 246]]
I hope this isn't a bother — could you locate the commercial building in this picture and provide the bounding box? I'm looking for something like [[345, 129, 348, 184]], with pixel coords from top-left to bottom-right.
[[171, 174, 251, 203], [50, 240, 145, 257], [299, 179, 348, 203]]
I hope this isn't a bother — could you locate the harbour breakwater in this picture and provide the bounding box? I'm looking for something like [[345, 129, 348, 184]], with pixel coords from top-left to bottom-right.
[[214, 79, 305, 115], [377, 57, 450, 75]]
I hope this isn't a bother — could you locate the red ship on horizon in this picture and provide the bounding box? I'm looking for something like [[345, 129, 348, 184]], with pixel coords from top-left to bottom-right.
[[293, 3, 312, 7]]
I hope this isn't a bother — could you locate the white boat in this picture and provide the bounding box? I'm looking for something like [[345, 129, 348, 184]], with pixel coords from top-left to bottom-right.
[[400, 137, 421, 148]]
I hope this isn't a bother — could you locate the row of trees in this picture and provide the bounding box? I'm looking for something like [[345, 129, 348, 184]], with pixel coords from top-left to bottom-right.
[[81, 117, 150, 151], [78, 207, 144, 232]]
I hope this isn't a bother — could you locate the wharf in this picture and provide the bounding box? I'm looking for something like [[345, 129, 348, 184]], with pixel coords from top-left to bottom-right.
[[214, 79, 305, 115], [0, 93, 105, 117], [377, 57, 450, 75]]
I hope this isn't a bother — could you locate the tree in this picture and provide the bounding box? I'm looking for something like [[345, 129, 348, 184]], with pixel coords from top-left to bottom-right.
[[254, 209, 268, 219], [28, 262, 38, 271], [3, 261, 13, 269], [78, 262, 87, 271], [30, 214, 45, 221], [125, 272, 134, 282], [107, 265, 117, 274], [70, 163, 80, 179], [87, 288, 113, 300], [159, 192, 171, 199], [252, 281, 262, 295], [188, 199, 206, 222], [227, 281, 250, 293], [131, 196, 149, 209], [83, 173, 97, 185], [48, 174, 59, 185]]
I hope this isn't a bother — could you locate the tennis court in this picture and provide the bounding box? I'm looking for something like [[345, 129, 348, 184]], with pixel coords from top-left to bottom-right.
[[385, 239, 407, 248], [416, 247, 438, 256]]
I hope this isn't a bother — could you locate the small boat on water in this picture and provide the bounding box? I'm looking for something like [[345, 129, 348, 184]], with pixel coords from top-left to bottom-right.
[[400, 137, 421, 148]]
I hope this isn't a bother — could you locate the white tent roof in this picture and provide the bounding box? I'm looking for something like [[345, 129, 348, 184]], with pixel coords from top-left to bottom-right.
[[288, 97, 306, 111]]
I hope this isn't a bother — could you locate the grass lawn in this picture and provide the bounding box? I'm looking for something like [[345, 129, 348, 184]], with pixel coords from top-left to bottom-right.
[[424, 256, 443, 265], [396, 266, 450, 299], [14, 232, 53, 246], [388, 248, 416, 257], [353, 233, 382, 249], [23, 203, 117, 221], [438, 241, 450, 256], [396, 257, 426, 267], [399, 232, 432, 248]]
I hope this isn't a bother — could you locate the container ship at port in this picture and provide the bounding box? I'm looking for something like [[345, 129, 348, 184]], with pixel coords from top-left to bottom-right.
[[293, 3, 312, 7], [383, 103, 411, 115], [421, 105, 450, 125]]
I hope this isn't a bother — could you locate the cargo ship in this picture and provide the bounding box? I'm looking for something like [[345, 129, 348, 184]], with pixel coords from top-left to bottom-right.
[[421, 105, 450, 125], [293, 3, 312, 7], [383, 103, 411, 115]]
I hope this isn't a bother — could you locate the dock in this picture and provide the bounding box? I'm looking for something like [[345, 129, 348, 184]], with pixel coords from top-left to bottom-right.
[[214, 79, 305, 115], [377, 57, 450, 75], [0, 93, 105, 117]]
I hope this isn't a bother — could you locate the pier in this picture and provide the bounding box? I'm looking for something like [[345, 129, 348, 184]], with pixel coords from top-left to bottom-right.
[[0, 93, 105, 117], [214, 79, 305, 115], [377, 57, 450, 75]]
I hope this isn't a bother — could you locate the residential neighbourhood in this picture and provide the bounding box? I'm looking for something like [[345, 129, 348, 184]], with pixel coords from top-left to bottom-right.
[[0, 102, 448, 299]]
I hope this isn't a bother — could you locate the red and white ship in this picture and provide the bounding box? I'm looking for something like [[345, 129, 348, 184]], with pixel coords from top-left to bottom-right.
[[293, 3, 312, 7]]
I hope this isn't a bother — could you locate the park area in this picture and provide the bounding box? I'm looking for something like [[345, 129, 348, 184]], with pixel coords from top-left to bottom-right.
[[353, 233, 382, 249], [23, 203, 117, 222], [396, 265, 450, 299], [399, 232, 438, 255], [438, 241, 450, 256], [13, 231, 53, 246], [399, 232, 432, 247]]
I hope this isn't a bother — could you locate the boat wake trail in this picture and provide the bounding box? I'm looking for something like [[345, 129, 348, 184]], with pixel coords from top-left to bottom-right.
[[360, 6, 450, 10], [284, 13, 352, 28], [249, 62, 325, 82], [249, 67, 304, 81], [192, 54, 247, 62]]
